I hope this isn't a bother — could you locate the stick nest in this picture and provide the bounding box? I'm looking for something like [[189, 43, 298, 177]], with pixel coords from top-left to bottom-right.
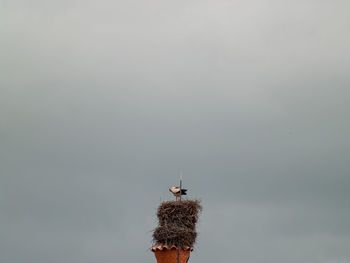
[[153, 224, 197, 247], [153, 200, 202, 247]]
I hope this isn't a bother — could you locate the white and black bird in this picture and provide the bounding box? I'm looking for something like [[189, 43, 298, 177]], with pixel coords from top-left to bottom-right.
[[169, 186, 187, 201]]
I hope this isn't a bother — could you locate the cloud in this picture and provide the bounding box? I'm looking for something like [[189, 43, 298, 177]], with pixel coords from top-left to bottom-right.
[[1, 0, 350, 262]]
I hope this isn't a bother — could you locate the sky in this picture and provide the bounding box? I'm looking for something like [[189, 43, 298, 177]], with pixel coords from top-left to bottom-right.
[[1, 0, 350, 263]]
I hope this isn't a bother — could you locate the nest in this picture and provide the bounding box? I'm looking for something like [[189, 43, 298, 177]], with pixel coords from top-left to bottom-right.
[[153, 224, 197, 247], [153, 200, 201, 247], [157, 200, 202, 230]]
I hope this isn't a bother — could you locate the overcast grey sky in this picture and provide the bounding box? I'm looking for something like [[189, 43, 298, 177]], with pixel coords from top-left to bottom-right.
[[1, 0, 350, 263]]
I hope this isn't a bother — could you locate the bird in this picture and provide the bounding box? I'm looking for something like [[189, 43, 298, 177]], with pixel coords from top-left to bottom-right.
[[169, 186, 187, 201]]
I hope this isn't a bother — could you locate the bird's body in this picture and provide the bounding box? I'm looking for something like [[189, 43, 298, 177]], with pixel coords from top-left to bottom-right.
[[169, 186, 187, 201]]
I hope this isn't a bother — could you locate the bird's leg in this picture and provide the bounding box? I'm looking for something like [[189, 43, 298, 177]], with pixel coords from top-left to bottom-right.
[[176, 196, 179, 201]]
